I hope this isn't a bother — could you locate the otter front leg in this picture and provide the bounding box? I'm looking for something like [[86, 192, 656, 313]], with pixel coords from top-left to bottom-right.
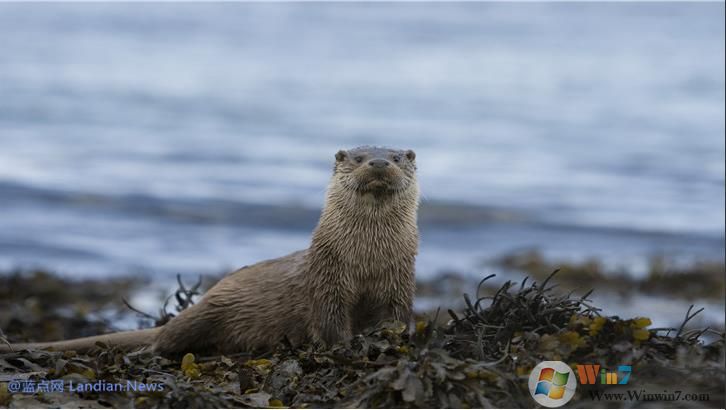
[[390, 303, 412, 324], [310, 288, 353, 345], [387, 277, 415, 326], [387, 297, 413, 326]]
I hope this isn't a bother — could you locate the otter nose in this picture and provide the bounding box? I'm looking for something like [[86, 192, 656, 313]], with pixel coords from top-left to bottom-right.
[[368, 159, 390, 169]]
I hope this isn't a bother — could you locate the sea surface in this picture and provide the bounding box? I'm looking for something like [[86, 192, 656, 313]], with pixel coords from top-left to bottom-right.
[[0, 3, 724, 326]]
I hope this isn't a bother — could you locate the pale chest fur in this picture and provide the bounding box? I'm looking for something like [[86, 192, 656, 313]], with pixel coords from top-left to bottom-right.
[[316, 204, 417, 291]]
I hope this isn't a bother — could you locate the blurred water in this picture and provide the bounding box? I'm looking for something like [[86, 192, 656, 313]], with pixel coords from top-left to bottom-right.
[[0, 3, 724, 285]]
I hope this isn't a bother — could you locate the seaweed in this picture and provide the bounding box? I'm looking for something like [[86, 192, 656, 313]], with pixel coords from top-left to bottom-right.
[[494, 250, 726, 301], [123, 274, 203, 327]]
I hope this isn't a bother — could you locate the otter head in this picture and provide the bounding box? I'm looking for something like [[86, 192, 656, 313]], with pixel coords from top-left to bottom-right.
[[332, 146, 417, 198]]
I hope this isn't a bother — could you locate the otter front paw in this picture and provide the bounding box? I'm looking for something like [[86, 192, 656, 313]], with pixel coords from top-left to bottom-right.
[[390, 304, 412, 326], [312, 318, 352, 347]]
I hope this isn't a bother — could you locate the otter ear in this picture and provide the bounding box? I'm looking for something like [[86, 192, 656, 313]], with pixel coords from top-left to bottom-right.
[[405, 150, 416, 161], [335, 150, 348, 162]]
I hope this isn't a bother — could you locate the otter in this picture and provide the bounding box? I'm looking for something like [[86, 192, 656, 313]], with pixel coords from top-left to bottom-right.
[[1, 146, 419, 356]]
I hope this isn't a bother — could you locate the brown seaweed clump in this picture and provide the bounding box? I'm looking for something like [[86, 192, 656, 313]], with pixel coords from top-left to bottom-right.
[[0, 270, 141, 343], [494, 249, 726, 301]]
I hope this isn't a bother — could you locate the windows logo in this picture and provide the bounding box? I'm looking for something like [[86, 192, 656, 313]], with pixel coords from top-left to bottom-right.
[[528, 361, 577, 407], [535, 367, 570, 399]]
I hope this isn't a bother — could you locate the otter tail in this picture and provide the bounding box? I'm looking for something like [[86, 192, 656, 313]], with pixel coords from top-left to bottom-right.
[[0, 328, 160, 354]]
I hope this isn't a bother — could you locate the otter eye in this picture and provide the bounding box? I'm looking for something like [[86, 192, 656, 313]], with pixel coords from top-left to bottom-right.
[[354, 156, 363, 163], [392, 155, 401, 163]]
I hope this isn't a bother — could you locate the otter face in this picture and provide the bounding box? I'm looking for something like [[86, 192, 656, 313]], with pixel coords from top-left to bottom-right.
[[334, 146, 416, 195]]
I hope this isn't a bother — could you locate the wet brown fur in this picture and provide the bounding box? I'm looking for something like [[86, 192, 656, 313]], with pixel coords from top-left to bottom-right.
[[1, 146, 419, 356]]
